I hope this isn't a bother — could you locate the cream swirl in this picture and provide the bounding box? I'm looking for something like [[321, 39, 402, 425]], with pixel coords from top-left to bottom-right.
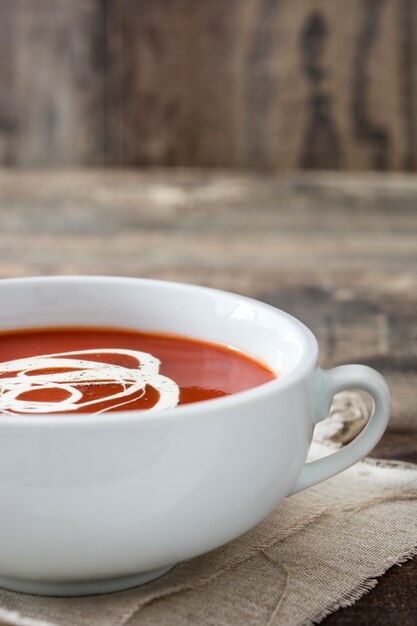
[[0, 348, 179, 415]]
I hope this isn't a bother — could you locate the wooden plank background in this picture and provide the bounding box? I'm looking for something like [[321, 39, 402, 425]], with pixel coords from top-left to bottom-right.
[[0, 0, 416, 169]]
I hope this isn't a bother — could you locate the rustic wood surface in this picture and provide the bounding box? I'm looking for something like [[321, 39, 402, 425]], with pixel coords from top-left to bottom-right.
[[104, 0, 417, 169], [1, 0, 417, 169], [0, 169, 416, 623], [0, 0, 102, 166]]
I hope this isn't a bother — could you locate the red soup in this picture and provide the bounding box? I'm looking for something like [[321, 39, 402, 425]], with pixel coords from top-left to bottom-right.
[[0, 327, 276, 415]]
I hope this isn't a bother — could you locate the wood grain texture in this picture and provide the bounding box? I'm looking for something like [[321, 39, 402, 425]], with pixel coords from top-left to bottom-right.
[[0, 168, 416, 623], [96, 0, 417, 168], [1, 0, 417, 168], [0, 0, 103, 166]]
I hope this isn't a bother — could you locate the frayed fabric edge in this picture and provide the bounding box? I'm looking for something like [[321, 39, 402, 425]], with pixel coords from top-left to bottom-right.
[[306, 544, 417, 626]]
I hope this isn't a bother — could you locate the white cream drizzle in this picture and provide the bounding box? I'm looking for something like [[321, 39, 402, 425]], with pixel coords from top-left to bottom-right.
[[0, 348, 180, 415]]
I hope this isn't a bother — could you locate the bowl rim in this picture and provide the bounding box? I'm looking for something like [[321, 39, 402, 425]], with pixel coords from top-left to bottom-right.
[[0, 275, 319, 427]]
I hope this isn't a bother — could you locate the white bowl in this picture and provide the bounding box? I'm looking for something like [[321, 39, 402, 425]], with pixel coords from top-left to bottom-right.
[[0, 276, 390, 596]]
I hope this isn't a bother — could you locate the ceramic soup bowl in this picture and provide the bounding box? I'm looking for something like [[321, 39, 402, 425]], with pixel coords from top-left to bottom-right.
[[0, 276, 390, 596]]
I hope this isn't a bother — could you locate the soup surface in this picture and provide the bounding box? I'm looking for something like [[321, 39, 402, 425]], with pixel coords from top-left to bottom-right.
[[0, 327, 276, 415]]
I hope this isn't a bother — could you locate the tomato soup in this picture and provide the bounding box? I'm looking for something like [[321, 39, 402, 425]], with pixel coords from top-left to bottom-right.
[[0, 327, 276, 415]]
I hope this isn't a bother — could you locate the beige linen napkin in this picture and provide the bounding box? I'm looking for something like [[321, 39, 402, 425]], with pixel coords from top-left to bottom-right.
[[0, 394, 416, 626]]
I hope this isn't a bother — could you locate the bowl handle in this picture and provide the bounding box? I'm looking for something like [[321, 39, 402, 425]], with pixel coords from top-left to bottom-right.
[[288, 365, 391, 496]]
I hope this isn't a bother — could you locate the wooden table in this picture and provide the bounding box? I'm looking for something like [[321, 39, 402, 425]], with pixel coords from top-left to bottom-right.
[[0, 169, 415, 624]]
